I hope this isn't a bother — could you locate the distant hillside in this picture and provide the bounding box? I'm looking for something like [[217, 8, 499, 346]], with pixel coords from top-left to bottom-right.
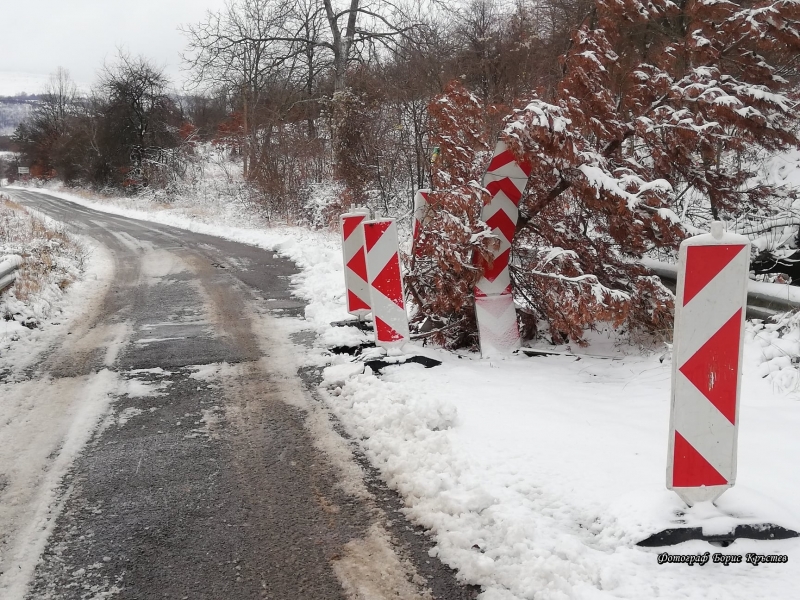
[[0, 71, 49, 136], [0, 96, 37, 136]]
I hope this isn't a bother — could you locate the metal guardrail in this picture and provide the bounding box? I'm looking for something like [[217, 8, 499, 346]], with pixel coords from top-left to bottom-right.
[[648, 264, 799, 320], [0, 255, 23, 294]]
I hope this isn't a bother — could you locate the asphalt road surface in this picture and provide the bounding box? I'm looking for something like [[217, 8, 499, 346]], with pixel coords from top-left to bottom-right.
[[4, 189, 478, 600]]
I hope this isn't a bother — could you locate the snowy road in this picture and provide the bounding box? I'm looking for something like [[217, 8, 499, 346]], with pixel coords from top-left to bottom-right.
[[0, 190, 475, 600]]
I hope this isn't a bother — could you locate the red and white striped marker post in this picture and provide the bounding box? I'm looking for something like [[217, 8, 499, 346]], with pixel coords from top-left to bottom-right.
[[340, 208, 372, 317], [667, 222, 750, 506], [411, 189, 430, 256], [362, 218, 410, 348], [474, 141, 531, 357]]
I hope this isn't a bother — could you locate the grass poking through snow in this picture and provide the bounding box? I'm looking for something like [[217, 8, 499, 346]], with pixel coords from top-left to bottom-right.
[[0, 194, 88, 331]]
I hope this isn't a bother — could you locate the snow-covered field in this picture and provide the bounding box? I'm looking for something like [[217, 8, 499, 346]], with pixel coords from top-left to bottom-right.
[[5, 185, 800, 599]]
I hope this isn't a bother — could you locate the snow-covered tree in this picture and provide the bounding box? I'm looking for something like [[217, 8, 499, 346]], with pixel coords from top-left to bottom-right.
[[411, 0, 800, 347], [501, 0, 800, 342]]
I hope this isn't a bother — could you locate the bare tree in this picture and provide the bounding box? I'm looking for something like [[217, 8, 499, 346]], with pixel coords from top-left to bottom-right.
[[183, 0, 305, 175], [182, 0, 421, 113], [97, 52, 181, 189], [42, 68, 78, 128], [13, 67, 85, 181]]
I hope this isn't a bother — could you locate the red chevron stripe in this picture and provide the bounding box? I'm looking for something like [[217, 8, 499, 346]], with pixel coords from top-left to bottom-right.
[[347, 248, 368, 283], [482, 249, 511, 283], [486, 177, 523, 205], [348, 290, 370, 312], [373, 253, 404, 308], [364, 221, 392, 252], [487, 149, 533, 179], [683, 244, 746, 306], [375, 316, 405, 342], [343, 215, 366, 241], [485, 208, 516, 243], [488, 149, 515, 172], [672, 431, 728, 487], [679, 309, 741, 424]]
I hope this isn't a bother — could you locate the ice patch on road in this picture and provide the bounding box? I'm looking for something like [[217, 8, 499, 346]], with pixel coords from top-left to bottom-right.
[[117, 407, 144, 427], [139, 248, 187, 282], [106, 230, 144, 253], [127, 367, 167, 375], [199, 407, 223, 438], [134, 336, 185, 345], [119, 377, 167, 398], [188, 362, 229, 382]]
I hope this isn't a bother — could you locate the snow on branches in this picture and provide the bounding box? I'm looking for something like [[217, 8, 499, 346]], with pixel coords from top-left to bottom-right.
[[409, 0, 800, 348], [501, 0, 800, 343]]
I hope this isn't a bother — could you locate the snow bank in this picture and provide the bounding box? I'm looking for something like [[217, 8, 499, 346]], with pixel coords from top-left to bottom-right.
[[319, 340, 800, 599]]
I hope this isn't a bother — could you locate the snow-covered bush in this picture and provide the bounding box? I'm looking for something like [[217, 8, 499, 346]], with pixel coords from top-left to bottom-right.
[[298, 180, 348, 229], [750, 313, 800, 395]]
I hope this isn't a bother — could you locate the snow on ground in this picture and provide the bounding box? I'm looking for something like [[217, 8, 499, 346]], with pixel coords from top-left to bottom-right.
[[0, 201, 129, 599], [0, 369, 125, 600], [320, 336, 800, 599], [763, 147, 800, 190], [7, 185, 800, 598]]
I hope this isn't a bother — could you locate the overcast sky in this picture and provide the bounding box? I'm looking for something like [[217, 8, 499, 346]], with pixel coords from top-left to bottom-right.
[[0, 0, 230, 94]]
